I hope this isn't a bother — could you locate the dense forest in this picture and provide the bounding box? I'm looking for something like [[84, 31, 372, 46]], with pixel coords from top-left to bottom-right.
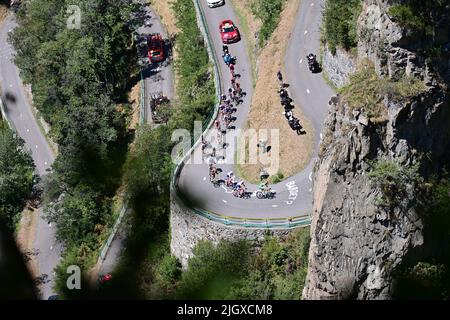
[[10, 0, 138, 277], [322, 0, 361, 54], [0, 123, 35, 231]]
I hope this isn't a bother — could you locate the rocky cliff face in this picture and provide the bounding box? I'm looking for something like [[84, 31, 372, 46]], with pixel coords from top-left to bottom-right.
[[303, 0, 450, 299]]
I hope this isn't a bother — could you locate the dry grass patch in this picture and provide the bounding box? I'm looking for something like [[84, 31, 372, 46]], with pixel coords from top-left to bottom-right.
[[16, 207, 39, 281], [237, 0, 314, 184], [128, 81, 141, 130], [150, 0, 180, 36], [338, 59, 427, 122], [0, 5, 8, 25], [229, 0, 262, 83]]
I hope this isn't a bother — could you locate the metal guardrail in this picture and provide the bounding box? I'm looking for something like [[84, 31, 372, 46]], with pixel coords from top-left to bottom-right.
[[97, 205, 128, 263], [139, 69, 146, 125], [170, 0, 312, 229], [193, 207, 311, 228]]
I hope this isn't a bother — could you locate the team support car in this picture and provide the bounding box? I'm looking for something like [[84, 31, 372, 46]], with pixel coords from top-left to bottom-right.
[[207, 0, 225, 8], [147, 34, 165, 63], [219, 20, 240, 44]]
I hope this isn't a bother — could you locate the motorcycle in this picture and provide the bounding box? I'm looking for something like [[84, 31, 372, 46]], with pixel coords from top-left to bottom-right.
[[307, 53, 319, 73], [288, 117, 303, 135], [256, 188, 276, 199]]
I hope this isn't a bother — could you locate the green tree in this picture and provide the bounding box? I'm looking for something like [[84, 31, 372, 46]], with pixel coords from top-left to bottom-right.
[[10, 0, 136, 254], [0, 125, 35, 230], [323, 0, 361, 54], [251, 0, 285, 47]]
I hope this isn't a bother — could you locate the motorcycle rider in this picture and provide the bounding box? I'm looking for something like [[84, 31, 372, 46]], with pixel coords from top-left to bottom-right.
[[307, 53, 316, 63], [283, 110, 294, 120], [277, 70, 283, 84], [222, 45, 229, 55], [307, 53, 318, 71]]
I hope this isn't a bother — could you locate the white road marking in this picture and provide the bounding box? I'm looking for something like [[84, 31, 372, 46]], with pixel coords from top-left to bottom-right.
[[26, 129, 30, 132], [203, 177, 206, 181], [35, 145, 38, 149], [50, 246, 53, 250], [311, 2, 315, 6], [306, 89, 310, 94], [304, 30, 308, 35], [9, 84, 13, 88], [320, 133, 323, 141], [309, 188, 312, 192], [272, 205, 279, 208], [309, 172, 313, 181], [299, 59, 303, 64], [222, 185, 233, 193], [222, 200, 227, 203]]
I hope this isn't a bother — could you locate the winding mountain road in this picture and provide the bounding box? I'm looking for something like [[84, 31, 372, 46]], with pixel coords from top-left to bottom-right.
[[177, 0, 334, 220], [98, 1, 175, 276], [0, 14, 61, 299]]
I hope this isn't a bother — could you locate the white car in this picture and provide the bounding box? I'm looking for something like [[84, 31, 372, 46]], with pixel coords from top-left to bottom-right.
[[207, 0, 225, 8]]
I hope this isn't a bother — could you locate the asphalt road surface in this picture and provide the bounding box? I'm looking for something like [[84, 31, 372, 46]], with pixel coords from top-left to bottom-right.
[[98, 2, 175, 276], [137, 2, 175, 124], [177, 0, 335, 219], [0, 15, 62, 300]]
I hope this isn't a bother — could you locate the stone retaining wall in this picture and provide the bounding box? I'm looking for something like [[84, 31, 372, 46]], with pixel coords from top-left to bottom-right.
[[170, 197, 293, 268]]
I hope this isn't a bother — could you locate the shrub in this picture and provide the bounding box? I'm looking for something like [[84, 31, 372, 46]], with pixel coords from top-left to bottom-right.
[[339, 60, 426, 120], [271, 171, 284, 184], [251, 0, 285, 47], [323, 0, 362, 54], [368, 159, 422, 209], [155, 255, 182, 287], [388, 5, 425, 31], [393, 261, 449, 299], [387, 0, 448, 37], [0, 124, 35, 231]]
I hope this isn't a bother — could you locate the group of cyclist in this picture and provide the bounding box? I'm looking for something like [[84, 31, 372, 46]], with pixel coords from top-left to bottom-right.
[[203, 44, 274, 199]]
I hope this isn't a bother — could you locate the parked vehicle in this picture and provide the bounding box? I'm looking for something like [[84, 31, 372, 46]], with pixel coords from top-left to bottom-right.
[[219, 20, 240, 44], [147, 34, 165, 63]]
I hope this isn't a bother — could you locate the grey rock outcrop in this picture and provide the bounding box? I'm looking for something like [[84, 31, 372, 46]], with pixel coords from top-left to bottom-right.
[[303, 87, 449, 299], [303, 0, 450, 299], [322, 45, 357, 88]]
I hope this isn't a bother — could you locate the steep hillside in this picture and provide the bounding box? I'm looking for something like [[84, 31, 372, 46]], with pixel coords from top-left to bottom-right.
[[303, 0, 450, 299]]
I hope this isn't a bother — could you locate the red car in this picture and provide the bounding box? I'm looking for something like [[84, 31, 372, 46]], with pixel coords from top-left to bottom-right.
[[219, 20, 240, 44], [148, 34, 165, 63]]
